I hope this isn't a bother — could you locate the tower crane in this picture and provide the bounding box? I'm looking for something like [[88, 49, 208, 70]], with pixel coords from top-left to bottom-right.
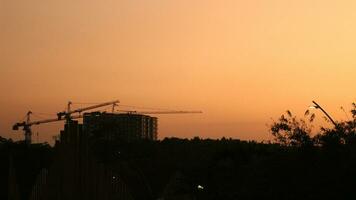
[[13, 100, 119, 144], [57, 100, 119, 120], [12, 113, 83, 144], [13, 100, 201, 144]]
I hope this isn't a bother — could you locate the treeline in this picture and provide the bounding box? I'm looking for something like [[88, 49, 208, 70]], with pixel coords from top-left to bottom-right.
[[270, 102, 356, 148], [89, 137, 284, 199], [89, 137, 356, 199]]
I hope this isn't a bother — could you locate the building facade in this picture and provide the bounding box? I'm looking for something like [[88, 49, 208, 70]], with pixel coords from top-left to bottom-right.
[[83, 112, 158, 141]]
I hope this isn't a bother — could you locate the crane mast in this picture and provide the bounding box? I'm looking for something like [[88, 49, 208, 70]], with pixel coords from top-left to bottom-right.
[[24, 111, 32, 144]]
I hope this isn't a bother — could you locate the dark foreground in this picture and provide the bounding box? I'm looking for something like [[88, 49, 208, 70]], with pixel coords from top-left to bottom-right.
[[1, 136, 356, 200]]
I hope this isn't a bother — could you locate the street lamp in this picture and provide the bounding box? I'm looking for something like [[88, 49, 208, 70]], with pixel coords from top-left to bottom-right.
[[310, 100, 337, 127]]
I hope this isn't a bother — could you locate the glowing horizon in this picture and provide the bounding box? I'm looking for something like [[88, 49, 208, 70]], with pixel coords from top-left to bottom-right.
[[1, 0, 356, 143]]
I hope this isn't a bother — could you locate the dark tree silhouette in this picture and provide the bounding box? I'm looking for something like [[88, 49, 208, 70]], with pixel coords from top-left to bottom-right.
[[270, 110, 314, 147], [271, 102, 356, 148]]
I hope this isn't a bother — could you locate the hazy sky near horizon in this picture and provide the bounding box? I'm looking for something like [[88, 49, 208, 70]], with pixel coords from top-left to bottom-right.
[[1, 0, 356, 143]]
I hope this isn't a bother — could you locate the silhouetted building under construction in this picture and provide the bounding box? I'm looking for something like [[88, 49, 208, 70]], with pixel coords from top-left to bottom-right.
[[83, 112, 158, 141]]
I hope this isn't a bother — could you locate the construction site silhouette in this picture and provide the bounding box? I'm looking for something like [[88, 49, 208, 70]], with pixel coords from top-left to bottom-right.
[[2, 102, 356, 199]]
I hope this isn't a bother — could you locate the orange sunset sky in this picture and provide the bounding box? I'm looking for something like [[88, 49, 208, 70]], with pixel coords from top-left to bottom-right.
[[1, 0, 356, 143]]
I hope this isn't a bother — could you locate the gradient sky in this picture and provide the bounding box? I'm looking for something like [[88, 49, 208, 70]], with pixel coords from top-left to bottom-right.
[[1, 0, 356, 143]]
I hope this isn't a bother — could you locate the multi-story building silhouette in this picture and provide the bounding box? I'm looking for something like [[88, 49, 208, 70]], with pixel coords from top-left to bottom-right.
[[83, 112, 158, 141]]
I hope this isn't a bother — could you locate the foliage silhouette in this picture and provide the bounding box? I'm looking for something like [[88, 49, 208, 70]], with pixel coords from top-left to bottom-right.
[[270, 102, 356, 149], [270, 110, 314, 147]]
